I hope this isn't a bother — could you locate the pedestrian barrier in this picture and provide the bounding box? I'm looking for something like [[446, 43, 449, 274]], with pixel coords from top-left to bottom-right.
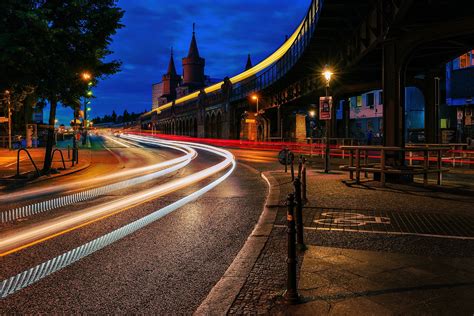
[[293, 177, 306, 251], [16, 148, 40, 178], [339, 146, 450, 186], [51, 148, 66, 170], [284, 193, 299, 305]]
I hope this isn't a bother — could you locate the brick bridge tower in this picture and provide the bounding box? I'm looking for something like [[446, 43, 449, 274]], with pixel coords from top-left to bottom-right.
[[162, 48, 180, 101], [182, 24, 206, 91]]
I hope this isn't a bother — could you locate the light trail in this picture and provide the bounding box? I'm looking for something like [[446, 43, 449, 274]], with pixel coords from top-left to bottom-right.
[[0, 138, 235, 299], [147, 14, 307, 114], [0, 136, 234, 256], [0, 137, 197, 223], [0, 136, 195, 204], [102, 134, 131, 148]]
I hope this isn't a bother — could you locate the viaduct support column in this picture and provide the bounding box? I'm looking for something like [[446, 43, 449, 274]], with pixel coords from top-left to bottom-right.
[[424, 73, 441, 144], [383, 40, 407, 165]]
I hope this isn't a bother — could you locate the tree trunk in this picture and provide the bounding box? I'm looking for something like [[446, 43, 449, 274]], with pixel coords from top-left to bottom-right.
[[42, 97, 57, 173]]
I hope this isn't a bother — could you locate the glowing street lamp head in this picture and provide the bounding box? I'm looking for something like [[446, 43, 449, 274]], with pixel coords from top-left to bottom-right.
[[309, 110, 316, 118], [81, 72, 92, 81], [323, 69, 333, 83], [87, 91, 93, 97], [251, 95, 258, 101]]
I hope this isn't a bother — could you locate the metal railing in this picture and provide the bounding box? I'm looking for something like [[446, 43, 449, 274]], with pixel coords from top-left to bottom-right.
[[340, 146, 450, 186]]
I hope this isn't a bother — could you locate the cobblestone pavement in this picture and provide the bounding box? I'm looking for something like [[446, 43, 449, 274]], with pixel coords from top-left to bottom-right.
[[229, 169, 474, 314]]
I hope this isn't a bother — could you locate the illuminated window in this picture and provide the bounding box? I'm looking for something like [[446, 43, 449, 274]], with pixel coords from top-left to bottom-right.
[[457, 50, 474, 69], [460, 53, 470, 68], [367, 93, 374, 108], [357, 96, 362, 107]]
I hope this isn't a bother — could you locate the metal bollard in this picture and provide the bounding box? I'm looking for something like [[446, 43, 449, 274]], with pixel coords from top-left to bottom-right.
[[302, 158, 307, 202], [284, 193, 299, 304], [298, 155, 303, 179], [290, 152, 295, 181], [294, 177, 306, 251]]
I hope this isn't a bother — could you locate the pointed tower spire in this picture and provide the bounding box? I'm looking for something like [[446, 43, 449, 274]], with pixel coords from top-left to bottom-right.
[[167, 47, 177, 75], [245, 54, 253, 70], [162, 46, 181, 100], [187, 23, 201, 59], [182, 23, 205, 90]]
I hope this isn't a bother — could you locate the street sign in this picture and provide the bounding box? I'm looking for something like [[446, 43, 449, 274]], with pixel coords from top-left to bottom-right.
[[0, 117, 8, 123], [278, 149, 291, 165], [319, 96, 332, 120]]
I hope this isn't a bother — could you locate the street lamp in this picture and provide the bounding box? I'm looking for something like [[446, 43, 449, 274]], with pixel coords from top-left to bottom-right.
[[251, 94, 259, 115], [81, 72, 93, 146], [82, 72, 92, 81], [4, 90, 12, 150], [322, 67, 333, 173], [322, 68, 333, 96]]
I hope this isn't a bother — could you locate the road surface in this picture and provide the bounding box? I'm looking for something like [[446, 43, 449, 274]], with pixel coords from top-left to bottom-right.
[[0, 134, 267, 313]]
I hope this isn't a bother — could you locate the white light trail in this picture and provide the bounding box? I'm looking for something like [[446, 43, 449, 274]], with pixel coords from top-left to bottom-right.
[[0, 137, 235, 299], [0, 136, 234, 256], [0, 137, 198, 223], [0, 137, 196, 204]]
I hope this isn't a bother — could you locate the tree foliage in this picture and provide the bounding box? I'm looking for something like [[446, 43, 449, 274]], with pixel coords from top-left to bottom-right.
[[1, 1, 124, 172]]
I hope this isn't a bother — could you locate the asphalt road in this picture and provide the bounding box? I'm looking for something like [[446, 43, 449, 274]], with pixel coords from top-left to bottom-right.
[[0, 137, 267, 313]]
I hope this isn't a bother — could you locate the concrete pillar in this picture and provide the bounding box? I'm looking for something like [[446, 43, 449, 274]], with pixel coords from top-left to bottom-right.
[[383, 40, 407, 165], [424, 74, 441, 144]]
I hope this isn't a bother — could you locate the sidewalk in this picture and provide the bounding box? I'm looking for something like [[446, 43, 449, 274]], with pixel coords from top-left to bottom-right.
[[226, 169, 474, 315], [0, 140, 91, 190]]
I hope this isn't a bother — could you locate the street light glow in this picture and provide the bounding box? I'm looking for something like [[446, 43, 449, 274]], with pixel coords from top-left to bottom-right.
[[309, 110, 316, 118], [252, 95, 258, 101], [87, 91, 93, 96], [81, 72, 92, 81], [323, 69, 333, 83]]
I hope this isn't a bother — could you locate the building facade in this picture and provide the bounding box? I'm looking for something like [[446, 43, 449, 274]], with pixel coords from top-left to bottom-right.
[[446, 50, 474, 143]]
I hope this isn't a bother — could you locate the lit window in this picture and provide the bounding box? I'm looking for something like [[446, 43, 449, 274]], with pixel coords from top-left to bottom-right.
[[357, 96, 362, 107], [460, 53, 470, 68], [367, 93, 374, 108]]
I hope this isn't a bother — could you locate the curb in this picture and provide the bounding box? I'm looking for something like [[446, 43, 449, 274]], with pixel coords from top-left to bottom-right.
[[194, 167, 281, 316]]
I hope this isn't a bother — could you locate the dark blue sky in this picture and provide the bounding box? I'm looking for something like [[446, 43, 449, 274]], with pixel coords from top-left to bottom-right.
[[55, 0, 309, 124]]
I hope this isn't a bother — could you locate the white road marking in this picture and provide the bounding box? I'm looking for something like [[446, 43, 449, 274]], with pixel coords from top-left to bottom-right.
[[273, 224, 474, 240], [314, 212, 391, 227]]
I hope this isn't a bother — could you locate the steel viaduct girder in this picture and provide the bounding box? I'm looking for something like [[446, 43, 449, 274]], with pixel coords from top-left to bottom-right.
[[151, 0, 474, 150]]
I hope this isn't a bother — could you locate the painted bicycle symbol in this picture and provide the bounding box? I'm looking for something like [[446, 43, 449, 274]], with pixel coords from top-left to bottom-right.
[[314, 212, 391, 227]]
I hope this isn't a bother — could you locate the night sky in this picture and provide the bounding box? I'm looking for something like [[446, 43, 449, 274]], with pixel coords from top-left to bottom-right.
[[54, 0, 310, 125]]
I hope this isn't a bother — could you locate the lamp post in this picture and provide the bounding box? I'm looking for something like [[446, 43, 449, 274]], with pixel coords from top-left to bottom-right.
[[5, 90, 12, 150], [252, 95, 259, 114], [81, 72, 93, 146], [322, 68, 333, 173], [251, 94, 260, 141]]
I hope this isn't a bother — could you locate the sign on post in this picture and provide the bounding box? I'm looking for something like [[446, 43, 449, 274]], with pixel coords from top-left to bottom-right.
[[319, 96, 332, 120]]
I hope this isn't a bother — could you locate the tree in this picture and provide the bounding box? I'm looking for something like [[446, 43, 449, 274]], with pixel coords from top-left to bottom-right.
[[111, 110, 117, 123], [123, 109, 130, 122], [33, 1, 124, 172], [1, 1, 124, 172]]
